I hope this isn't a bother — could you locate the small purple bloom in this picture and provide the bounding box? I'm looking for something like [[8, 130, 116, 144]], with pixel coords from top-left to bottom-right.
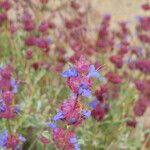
[[87, 65, 105, 81], [35, 38, 41, 44], [61, 67, 77, 77], [0, 100, 6, 112], [47, 122, 57, 129], [88, 99, 99, 109], [11, 78, 18, 93], [135, 16, 143, 22], [71, 93, 77, 100], [45, 37, 51, 44], [70, 136, 78, 144], [82, 110, 91, 118], [0, 129, 8, 148], [70, 135, 80, 150], [136, 48, 142, 56], [74, 143, 81, 150], [78, 83, 91, 97], [70, 117, 77, 123], [53, 111, 65, 121], [19, 134, 26, 142], [14, 105, 20, 114]]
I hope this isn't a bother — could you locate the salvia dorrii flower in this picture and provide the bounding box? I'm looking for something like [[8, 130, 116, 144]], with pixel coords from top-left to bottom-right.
[[40, 0, 49, 4], [126, 117, 137, 128], [89, 100, 109, 121], [105, 71, 122, 84], [96, 14, 113, 50], [0, 65, 20, 119], [0, 1, 11, 11], [135, 59, 150, 73], [48, 56, 105, 149], [26, 48, 33, 59], [142, 3, 150, 11], [52, 127, 80, 150], [133, 97, 149, 116], [0, 130, 26, 149], [22, 12, 35, 32], [94, 84, 109, 102], [39, 21, 49, 33], [70, 1, 80, 10], [0, 65, 25, 149], [135, 80, 150, 97], [110, 55, 123, 68]]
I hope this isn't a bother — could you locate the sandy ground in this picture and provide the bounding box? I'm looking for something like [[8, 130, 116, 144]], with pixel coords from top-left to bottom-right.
[[92, 0, 145, 22]]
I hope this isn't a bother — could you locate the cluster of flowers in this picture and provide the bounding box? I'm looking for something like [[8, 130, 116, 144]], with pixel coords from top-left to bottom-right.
[[96, 14, 114, 50], [109, 3, 150, 127], [0, 0, 11, 29], [0, 64, 25, 149], [129, 4, 150, 126], [47, 56, 105, 149]]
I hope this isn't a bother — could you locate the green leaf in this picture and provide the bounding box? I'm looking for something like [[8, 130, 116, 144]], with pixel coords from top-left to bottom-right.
[[34, 68, 46, 84], [78, 139, 85, 145], [42, 131, 50, 139]]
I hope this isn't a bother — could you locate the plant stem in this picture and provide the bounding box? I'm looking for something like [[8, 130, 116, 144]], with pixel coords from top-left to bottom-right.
[[44, 144, 47, 150], [6, 119, 12, 134]]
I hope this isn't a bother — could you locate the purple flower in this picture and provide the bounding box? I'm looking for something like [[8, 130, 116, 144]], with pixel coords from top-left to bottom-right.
[[87, 65, 105, 81], [45, 37, 51, 44], [70, 136, 78, 144], [0, 100, 6, 112], [135, 16, 143, 22], [35, 38, 41, 44], [14, 105, 20, 114], [74, 143, 81, 150], [53, 111, 65, 121], [0, 129, 8, 148], [61, 67, 77, 77], [78, 83, 91, 97], [70, 117, 77, 123], [19, 134, 26, 142], [71, 93, 77, 100], [70, 136, 81, 150], [88, 99, 99, 109], [11, 78, 18, 93], [47, 122, 57, 129], [82, 110, 91, 117]]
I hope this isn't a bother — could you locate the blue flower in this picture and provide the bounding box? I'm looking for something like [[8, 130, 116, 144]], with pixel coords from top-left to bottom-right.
[[47, 121, 57, 129], [0, 129, 8, 148], [0, 100, 6, 112], [135, 16, 143, 22], [11, 78, 18, 93], [70, 136, 81, 150], [35, 38, 41, 43], [74, 143, 81, 150], [87, 65, 105, 81], [0, 65, 3, 73], [70, 136, 78, 144], [82, 110, 91, 118], [78, 83, 91, 97], [71, 93, 77, 100], [61, 67, 77, 78], [136, 48, 142, 56], [70, 117, 77, 123], [45, 37, 51, 44], [14, 105, 20, 114], [88, 99, 99, 109], [53, 111, 65, 121], [19, 134, 26, 142]]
